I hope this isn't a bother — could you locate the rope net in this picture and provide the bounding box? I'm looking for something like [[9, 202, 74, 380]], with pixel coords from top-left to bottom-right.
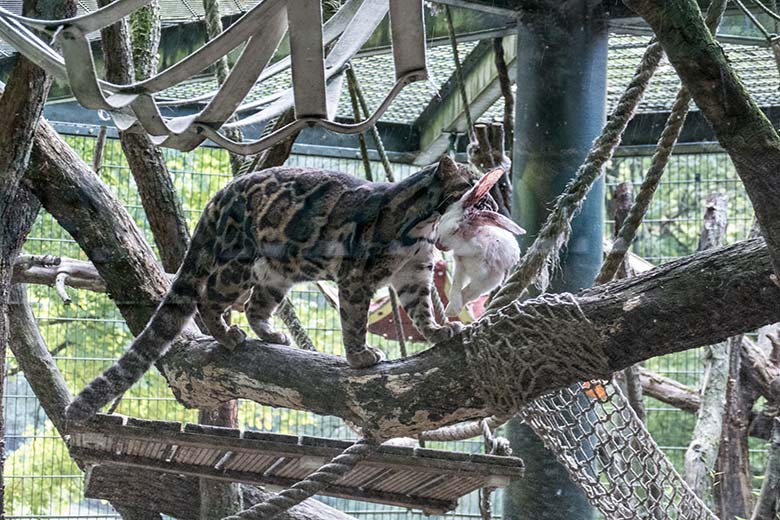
[[518, 381, 717, 520]]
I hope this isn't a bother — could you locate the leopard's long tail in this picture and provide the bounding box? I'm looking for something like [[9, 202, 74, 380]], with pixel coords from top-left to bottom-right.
[[64, 271, 201, 423], [64, 204, 219, 424]]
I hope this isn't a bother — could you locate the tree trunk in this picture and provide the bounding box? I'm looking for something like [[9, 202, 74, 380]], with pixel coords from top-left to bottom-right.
[[751, 417, 780, 520], [198, 403, 243, 520], [713, 336, 754, 519], [0, 1, 76, 513], [97, 0, 190, 274], [684, 193, 730, 503]]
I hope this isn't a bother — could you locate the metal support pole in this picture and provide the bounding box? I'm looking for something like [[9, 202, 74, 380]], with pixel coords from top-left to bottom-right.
[[504, 2, 607, 519]]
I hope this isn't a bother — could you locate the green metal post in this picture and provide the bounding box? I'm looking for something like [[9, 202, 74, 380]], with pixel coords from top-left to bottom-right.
[[503, 2, 607, 519]]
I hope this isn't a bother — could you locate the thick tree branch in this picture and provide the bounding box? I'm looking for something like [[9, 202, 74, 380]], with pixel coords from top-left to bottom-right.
[[21, 112, 780, 439], [0, 1, 77, 512], [160, 239, 780, 438], [12, 256, 106, 298], [98, 0, 190, 274], [623, 0, 780, 277], [638, 367, 700, 413]]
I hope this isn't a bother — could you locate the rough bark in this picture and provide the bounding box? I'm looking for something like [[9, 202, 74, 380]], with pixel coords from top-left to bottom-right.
[[623, 0, 780, 278], [467, 122, 511, 216], [742, 338, 780, 402], [13, 253, 730, 421], [751, 417, 780, 520], [12, 255, 106, 299], [684, 193, 730, 503], [0, 1, 76, 513], [638, 367, 700, 413], [20, 109, 780, 439], [198, 403, 243, 520], [7, 285, 72, 437], [713, 336, 754, 519], [610, 182, 644, 421], [98, 0, 190, 274], [129, 1, 161, 81], [492, 37, 514, 155]]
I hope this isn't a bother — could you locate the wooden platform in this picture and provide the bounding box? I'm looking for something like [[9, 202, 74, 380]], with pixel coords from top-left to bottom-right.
[[68, 414, 524, 514]]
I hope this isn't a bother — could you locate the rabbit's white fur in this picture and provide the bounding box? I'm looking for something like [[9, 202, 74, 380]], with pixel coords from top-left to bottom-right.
[[435, 169, 524, 317]]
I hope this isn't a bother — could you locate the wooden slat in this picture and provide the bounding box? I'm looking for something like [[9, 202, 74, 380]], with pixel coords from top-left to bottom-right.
[[69, 414, 524, 514], [73, 448, 457, 515]]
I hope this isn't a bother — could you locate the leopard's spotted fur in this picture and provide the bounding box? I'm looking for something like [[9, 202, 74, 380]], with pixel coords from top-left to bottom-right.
[[66, 156, 474, 422]]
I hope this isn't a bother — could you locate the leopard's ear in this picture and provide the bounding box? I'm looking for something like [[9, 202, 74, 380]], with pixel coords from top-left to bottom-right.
[[434, 155, 459, 178]]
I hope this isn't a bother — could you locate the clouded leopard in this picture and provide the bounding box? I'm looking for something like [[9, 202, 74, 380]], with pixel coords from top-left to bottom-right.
[[66, 156, 475, 422]]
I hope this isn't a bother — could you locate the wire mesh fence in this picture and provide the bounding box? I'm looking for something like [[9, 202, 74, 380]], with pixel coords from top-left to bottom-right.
[[5, 131, 496, 519], [3, 130, 764, 519]]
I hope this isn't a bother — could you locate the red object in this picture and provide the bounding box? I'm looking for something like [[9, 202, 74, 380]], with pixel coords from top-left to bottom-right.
[[366, 260, 488, 342]]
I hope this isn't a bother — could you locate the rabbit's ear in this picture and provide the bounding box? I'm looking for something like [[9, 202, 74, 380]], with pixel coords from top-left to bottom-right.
[[461, 168, 504, 208], [471, 210, 526, 235]]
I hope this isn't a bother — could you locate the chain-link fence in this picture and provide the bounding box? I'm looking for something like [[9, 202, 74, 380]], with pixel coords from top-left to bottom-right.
[[3, 130, 764, 519]]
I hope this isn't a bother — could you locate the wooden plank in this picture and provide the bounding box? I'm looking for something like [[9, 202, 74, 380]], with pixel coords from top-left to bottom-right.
[[72, 447, 457, 514], [69, 422, 524, 477]]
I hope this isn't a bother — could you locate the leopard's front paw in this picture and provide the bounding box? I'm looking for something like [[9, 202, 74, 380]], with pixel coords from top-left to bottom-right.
[[347, 346, 386, 369], [427, 322, 464, 343]]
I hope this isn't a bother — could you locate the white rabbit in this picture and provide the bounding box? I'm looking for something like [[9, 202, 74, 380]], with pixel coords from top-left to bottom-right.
[[435, 168, 525, 317]]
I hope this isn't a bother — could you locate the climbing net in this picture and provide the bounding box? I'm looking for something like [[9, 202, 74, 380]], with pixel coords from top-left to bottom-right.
[[0, 0, 428, 154], [521, 382, 716, 520]]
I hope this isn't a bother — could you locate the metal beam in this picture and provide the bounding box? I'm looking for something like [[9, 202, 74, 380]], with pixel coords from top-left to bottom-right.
[[288, 0, 327, 118], [431, 0, 518, 18], [413, 35, 516, 165]]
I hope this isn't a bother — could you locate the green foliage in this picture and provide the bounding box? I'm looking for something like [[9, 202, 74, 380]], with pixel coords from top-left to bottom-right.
[[6, 422, 81, 517]]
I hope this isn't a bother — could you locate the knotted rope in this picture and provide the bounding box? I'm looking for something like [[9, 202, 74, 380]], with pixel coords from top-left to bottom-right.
[[224, 438, 377, 520]]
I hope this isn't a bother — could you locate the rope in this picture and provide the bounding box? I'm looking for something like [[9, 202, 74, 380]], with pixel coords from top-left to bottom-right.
[[275, 298, 316, 351], [596, 0, 726, 285], [418, 415, 509, 442], [346, 64, 374, 182], [596, 88, 691, 284], [346, 63, 397, 182], [482, 418, 511, 456], [486, 39, 664, 311], [223, 438, 376, 520], [477, 419, 510, 520], [431, 281, 446, 324], [479, 488, 493, 520], [445, 5, 475, 141]]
